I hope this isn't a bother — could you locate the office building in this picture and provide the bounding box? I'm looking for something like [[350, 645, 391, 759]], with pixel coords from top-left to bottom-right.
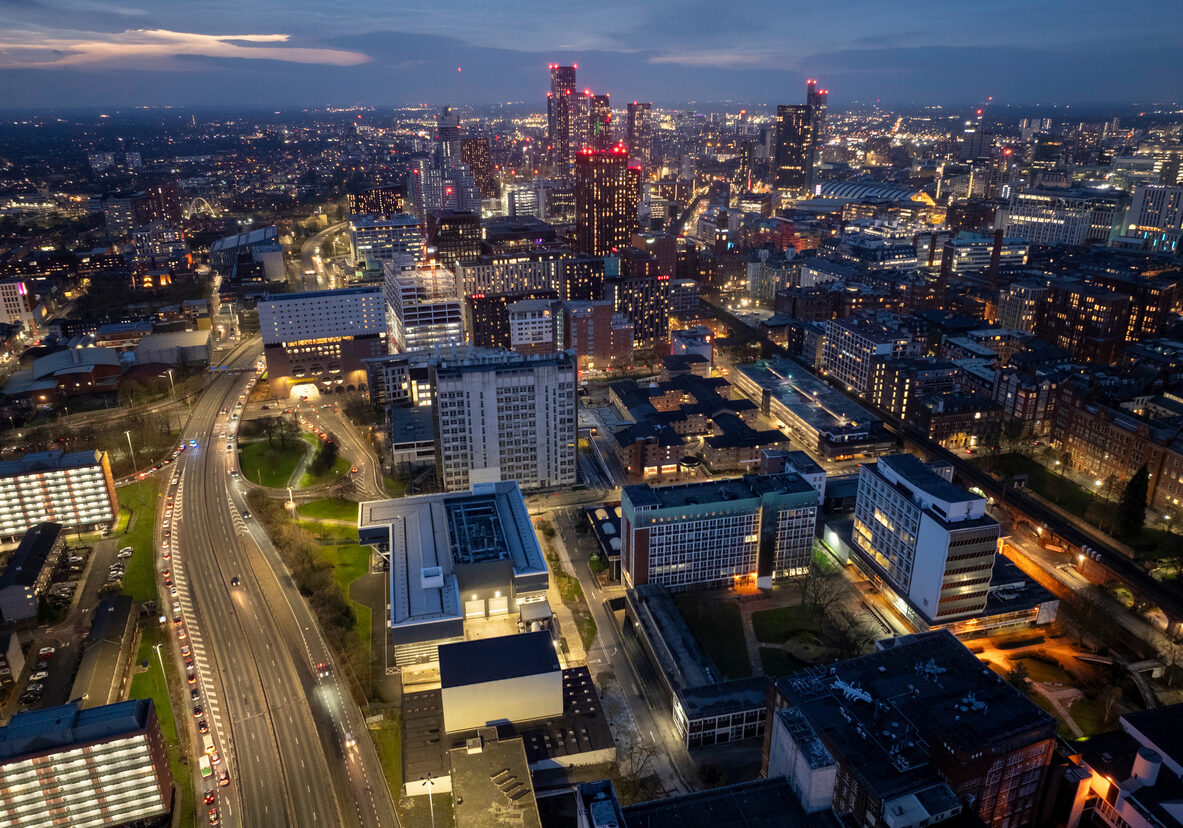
[[575, 147, 638, 256], [456, 250, 566, 296], [466, 289, 558, 350], [626, 101, 653, 166], [918, 233, 1029, 274], [733, 360, 895, 461], [357, 481, 548, 664], [1124, 184, 1183, 253], [383, 262, 464, 353], [440, 632, 562, 734], [0, 451, 116, 542], [406, 157, 444, 222], [0, 522, 64, 623], [433, 349, 576, 492], [507, 299, 561, 355], [621, 472, 819, 590], [100, 191, 149, 238], [547, 64, 577, 166], [258, 287, 386, 396], [0, 280, 41, 335], [822, 316, 920, 397], [0, 699, 174, 827], [348, 213, 423, 270], [424, 209, 480, 272], [1005, 187, 1130, 246], [435, 105, 461, 163], [852, 454, 999, 626], [562, 300, 633, 374], [460, 136, 497, 199], [773, 105, 814, 192], [348, 185, 406, 216], [765, 630, 1057, 828]]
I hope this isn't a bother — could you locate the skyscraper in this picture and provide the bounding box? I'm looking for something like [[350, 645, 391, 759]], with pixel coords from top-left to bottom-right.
[[460, 136, 498, 198], [436, 106, 461, 164], [575, 146, 637, 256], [626, 101, 653, 166], [805, 79, 828, 171], [773, 104, 814, 192], [547, 64, 577, 166], [590, 94, 612, 150]]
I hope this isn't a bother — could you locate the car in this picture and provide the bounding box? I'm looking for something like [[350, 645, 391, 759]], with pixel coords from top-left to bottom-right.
[[162, 550, 171, 560], [218, 770, 230, 787], [118, 546, 133, 556], [38, 647, 55, 658], [177, 627, 187, 640], [198, 719, 209, 734], [190, 688, 200, 700], [164, 569, 172, 579], [180, 643, 190, 656], [230, 576, 240, 587], [344, 733, 356, 750], [203, 791, 216, 805], [187, 672, 197, 684], [240, 511, 250, 520], [26, 683, 43, 693], [211, 750, 221, 765], [193, 705, 203, 718], [35, 660, 49, 670], [29, 671, 47, 681], [209, 807, 220, 825], [19, 693, 40, 704], [315, 662, 332, 678], [350, 467, 359, 474], [229, 470, 239, 478], [118, 549, 133, 559], [184, 657, 194, 669], [189, 439, 198, 448], [169, 586, 178, 597]]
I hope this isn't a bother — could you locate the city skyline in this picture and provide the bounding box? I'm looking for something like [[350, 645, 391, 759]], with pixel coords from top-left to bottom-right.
[[0, 0, 1181, 109]]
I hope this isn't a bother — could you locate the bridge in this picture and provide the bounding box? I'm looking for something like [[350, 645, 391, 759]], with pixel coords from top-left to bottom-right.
[[182, 196, 218, 219]]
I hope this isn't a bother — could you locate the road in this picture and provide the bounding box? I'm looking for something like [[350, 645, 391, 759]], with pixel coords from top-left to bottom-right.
[[165, 337, 397, 827], [297, 222, 348, 290]]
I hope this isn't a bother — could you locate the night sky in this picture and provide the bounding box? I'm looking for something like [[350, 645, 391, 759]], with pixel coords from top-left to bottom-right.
[[0, 0, 1179, 109]]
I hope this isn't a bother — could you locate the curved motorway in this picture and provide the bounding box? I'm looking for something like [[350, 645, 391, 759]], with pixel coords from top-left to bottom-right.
[[165, 338, 397, 827]]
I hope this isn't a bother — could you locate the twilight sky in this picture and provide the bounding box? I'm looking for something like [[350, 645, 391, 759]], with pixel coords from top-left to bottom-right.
[[0, 0, 1179, 109]]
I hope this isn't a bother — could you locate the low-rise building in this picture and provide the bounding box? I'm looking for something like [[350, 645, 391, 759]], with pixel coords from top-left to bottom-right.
[[0, 451, 116, 542], [0, 522, 64, 623]]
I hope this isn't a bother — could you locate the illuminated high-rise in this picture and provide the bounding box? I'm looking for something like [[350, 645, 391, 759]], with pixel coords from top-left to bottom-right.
[[436, 105, 461, 164], [575, 146, 637, 256], [590, 94, 612, 150], [626, 102, 653, 166], [773, 104, 814, 191], [806, 79, 828, 172], [546, 64, 577, 166], [460, 136, 498, 198]]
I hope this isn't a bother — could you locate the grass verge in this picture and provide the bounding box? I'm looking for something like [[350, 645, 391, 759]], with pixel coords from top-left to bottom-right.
[[760, 647, 809, 677], [371, 713, 403, 799], [751, 605, 816, 644], [130, 625, 194, 825], [116, 478, 161, 603]]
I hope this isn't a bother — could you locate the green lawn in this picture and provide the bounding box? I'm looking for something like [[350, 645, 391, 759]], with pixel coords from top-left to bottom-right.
[[239, 440, 307, 488], [751, 605, 816, 645], [385, 475, 409, 497], [673, 593, 752, 680], [296, 520, 358, 542], [760, 647, 809, 677], [1017, 656, 1074, 685], [328, 544, 372, 657], [129, 625, 194, 825], [299, 456, 351, 488], [1069, 697, 1108, 737], [297, 498, 360, 522], [975, 453, 1094, 515], [116, 479, 161, 603]]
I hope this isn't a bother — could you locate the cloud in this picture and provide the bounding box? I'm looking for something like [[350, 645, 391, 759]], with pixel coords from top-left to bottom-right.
[[648, 49, 786, 69], [0, 27, 370, 68]]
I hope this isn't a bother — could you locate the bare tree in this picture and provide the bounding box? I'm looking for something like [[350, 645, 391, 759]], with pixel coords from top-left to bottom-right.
[[1161, 636, 1183, 688], [801, 556, 846, 619], [611, 735, 663, 803], [1099, 684, 1123, 727]]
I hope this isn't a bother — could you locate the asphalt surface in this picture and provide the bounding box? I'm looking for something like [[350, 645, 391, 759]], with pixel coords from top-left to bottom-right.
[[165, 338, 398, 827]]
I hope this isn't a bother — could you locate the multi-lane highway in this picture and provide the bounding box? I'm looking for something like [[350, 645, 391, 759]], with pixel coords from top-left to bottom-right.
[[162, 338, 397, 827]]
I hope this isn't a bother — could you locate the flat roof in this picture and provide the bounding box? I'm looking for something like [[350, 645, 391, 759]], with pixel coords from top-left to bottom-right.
[[439, 632, 559, 689], [358, 482, 546, 632], [449, 736, 542, 828], [736, 360, 882, 438], [261, 286, 382, 303], [623, 777, 828, 828], [0, 522, 61, 590], [877, 453, 975, 508], [624, 471, 815, 512], [0, 449, 105, 479], [677, 676, 769, 720], [0, 699, 152, 760]]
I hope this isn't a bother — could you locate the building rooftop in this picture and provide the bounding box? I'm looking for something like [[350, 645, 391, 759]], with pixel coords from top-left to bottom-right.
[[735, 360, 884, 443], [358, 481, 546, 635], [439, 632, 559, 689], [261, 286, 381, 303], [403, 667, 613, 785], [0, 449, 106, 479], [1077, 727, 1183, 828], [627, 584, 720, 690], [877, 453, 975, 507], [209, 225, 277, 253], [448, 734, 542, 828], [777, 630, 1056, 800], [623, 777, 833, 828], [0, 699, 154, 760], [0, 522, 61, 591], [677, 676, 769, 720], [624, 471, 815, 512]]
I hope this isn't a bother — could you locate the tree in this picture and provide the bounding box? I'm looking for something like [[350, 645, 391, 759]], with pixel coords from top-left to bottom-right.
[[1099, 684, 1123, 726], [611, 736, 663, 803], [1001, 419, 1027, 455], [1005, 661, 1031, 694], [801, 555, 846, 619], [1119, 465, 1149, 540]]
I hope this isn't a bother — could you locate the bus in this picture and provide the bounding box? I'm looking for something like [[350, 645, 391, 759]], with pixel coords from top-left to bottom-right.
[[199, 755, 212, 779]]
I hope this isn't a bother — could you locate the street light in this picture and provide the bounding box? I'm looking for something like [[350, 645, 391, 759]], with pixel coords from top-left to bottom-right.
[[421, 773, 437, 828], [124, 430, 138, 479], [166, 369, 175, 399]]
